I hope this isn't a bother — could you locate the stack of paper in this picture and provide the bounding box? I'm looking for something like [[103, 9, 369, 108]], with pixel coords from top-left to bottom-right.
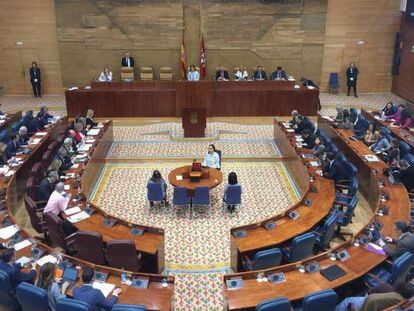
[[78, 144, 93, 152], [287, 129, 295, 133], [29, 138, 42, 145], [13, 239, 32, 251], [68, 211, 90, 223], [15, 256, 32, 266], [92, 282, 115, 298], [364, 155, 379, 162], [36, 255, 58, 267], [64, 206, 82, 216], [71, 163, 79, 169], [0, 224, 19, 239], [88, 129, 100, 136], [35, 132, 48, 136]]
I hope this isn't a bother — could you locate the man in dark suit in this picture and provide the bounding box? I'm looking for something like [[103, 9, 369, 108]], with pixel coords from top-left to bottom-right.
[[384, 221, 414, 258], [214, 67, 229, 81], [29, 61, 41, 97], [121, 52, 135, 67], [37, 171, 58, 202], [37, 106, 53, 129], [252, 65, 267, 81], [322, 152, 346, 182], [346, 62, 359, 97], [394, 159, 414, 191], [0, 249, 36, 291], [302, 130, 316, 149], [73, 267, 121, 311], [270, 66, 287, 80], [6, 134, 20, 159]]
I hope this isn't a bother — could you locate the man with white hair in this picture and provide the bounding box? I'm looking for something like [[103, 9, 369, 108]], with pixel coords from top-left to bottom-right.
[[57, 139, 74, 171], [44, 182, 71, 215], [18, 126, 29, 146]]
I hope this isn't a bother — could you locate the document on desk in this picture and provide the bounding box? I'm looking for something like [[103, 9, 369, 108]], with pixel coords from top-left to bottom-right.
[[176, 175, 183, 181], [36, 255, 58, 267], [309, 161, 319, 167], [13, 239, 32, 251], [286, 129, 295, 133], [78, 144, 93, 152], [35, 132, 48, 136], [64, 184, 71, 191], [15, 256, 32, 266], [363, 155, 380, 162], [29, 138, 42, 145], [0, 224, 19, 239], [68, 211, 90, 223], [64, 206, 82, 216], [92, 282, 115, 298], [87, 129, 100, 136], [71, 163, 79, 169]]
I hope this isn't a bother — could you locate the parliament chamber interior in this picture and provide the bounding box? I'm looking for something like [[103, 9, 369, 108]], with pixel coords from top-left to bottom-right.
[[1, 0, 414, 310]]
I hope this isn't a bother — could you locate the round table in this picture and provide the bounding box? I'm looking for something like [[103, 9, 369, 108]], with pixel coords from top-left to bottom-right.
[[168, 165, 223, 191]]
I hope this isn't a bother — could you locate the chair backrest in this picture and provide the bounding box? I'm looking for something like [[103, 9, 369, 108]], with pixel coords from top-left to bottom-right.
[[31, 162, 44, 184], [399, 141, 411, 158], [329, 73, 339, 87], [56, 297, 92, 311], [147, 182, 164, 202], [41, 150, 53, 168], [0, 270, 19, 310], [256, 297, 291, 311], [405, 153, 414, 165], [24, 196, 47, 234], [357, 119, 370, 133], [159, 66, 173, 81], [216, 150, 222, 167], [112, 304, 148, 311], [253, 248, 282, 270], [0, 129, 9, 143], [302, 289, 338, 311], [16, 282, 49, 311], [11, 122, 21, 134], [338, 196, 358, 226], [121, 67, 135, 80], [327, 143, 338, 155], [336, 153, 346, 163], [346, 177, 359, 197], [343, 161, 357, 179], [140, 67, 154, 81], [318, 213, 338, 247], [26, 176, 38, 202], [225, 185, 242, 205], [289, 232, 317, 262], [45, 212, 67, 249], [107, 239, 140, 272], [193, 187, 210, 205], [173, 187, 191, 205], [390, 252, 414, 285], [47, 141, 59, 153], [74, 230, 106, 265]]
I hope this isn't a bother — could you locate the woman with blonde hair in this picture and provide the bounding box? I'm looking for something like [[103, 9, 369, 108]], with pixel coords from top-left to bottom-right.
[[47, 158, 63, 176], [86, 109, 97, 129]]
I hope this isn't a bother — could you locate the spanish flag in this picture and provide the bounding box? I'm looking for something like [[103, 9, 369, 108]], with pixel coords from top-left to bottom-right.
[[180, 38, 187, 80]]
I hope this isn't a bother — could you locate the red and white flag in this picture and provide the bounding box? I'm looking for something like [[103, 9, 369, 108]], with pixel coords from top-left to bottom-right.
[[180, 38, 187, 80], [199, 36, 206, 80]]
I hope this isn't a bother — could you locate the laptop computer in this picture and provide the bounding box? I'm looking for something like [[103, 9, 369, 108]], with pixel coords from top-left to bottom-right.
[[61, 266, 79, 288]]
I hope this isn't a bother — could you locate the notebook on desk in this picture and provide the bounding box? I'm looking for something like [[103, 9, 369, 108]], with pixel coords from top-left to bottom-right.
[[320, 265, 346, 281]]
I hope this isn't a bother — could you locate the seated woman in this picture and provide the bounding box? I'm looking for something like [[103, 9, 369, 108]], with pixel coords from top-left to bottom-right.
[[86, 109, 98, 129], [147, 170, 167, 205], [235, 67, 248, 81], [381, 138, 400, 166], [187, 65, 200, 81], [47, 158, 64, 177], [98, 66, 113, 82], [381, 101, 397, 117], [35, 262, 69, 311], [312, 137, 325, 159], [202, 144, 221, 169], [363, 123, 380, 146], [396, 110, 413, 130], [370, 129, 391, 154], [224, 172, 242, 213], [73, 122, 85, 144], [388, 104, 405, 124]]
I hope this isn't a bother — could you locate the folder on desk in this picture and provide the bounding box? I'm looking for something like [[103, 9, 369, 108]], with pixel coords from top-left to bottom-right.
[[320, 265, 346, 281]]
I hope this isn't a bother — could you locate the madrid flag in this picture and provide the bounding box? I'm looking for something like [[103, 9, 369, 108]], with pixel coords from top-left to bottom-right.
[[199, 36, 206, 79]]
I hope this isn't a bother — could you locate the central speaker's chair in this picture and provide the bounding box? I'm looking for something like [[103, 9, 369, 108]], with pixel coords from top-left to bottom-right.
[[121, 67, 135, 81], [140, 67, 154, 81], [159, 67, 173, 81]]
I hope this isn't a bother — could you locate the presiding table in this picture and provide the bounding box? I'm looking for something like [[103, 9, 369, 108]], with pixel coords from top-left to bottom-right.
[[168, 165, 223, 194], [65, 81, 319, 118]]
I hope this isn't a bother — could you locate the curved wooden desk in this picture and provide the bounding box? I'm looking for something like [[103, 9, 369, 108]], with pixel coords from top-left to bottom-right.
[[223, 115, 410, 310], [168, 165, 223, 191], [0, 119, 174, 311]]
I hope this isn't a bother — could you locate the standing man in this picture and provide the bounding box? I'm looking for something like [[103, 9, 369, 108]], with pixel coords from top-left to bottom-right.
[[29, 61, 41, 97], [346, 62, 359, 97], [121, 52, 135, 68]]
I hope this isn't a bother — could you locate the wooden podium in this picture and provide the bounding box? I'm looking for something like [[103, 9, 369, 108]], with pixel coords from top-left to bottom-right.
[[182, 108, 206, 138]]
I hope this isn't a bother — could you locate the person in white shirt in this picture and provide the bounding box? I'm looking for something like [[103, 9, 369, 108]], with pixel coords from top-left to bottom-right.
[[187, 65, 200, 81], [44, 182, 71, 216], [202, 144, 220, 169], [235, 67, 249, 81], [98, 67, 113, 82]]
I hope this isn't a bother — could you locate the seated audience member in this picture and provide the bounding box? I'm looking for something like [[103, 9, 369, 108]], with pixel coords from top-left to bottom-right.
[[288, 110, 299, 127], [322, 152, 346, 182], [335, 106, 344, 121], [6, 134, 20, 159], [388, 104, 405, 123], [235, 67, 248, 81], [370, 129, 391, 154], [203, 144, 221, 169], [22, 110, 38, 133], [215, 67, 229, 81], [270, 66, 287, 80], [383, 221, 414, 258], [363, 123, 380, 146], [302, 130, 316, 149], [397, 109, 413, 130], [187, 65, 200, 81], [0, 143, 8, 165], [293, 116, 311, 134], [86, 109, 98, 129], [37, 171, 58, 202], [252, 65, 267, 81], [98, 66, 113, 82], [312, 136, 325, 159], [35, 262, 69, 311], [73, 267, 121, 311], [18, 126, 29, 146], [381, 101, 397, 117], [43, 182, 70, 216], [341, 109, 354, 131], [37, 105, 53, 128], [0, 248, 36, 291], [393, 159, 414, 192], [147, 170, 167, 205], [73, 122, 85, 144], [66, 130, 79, 153], [382, 138, 400, 165], [224, 172, 242, 213], [320, 152, 330, 172], [55, 149, 73, 172], [47, 158, 64, 177]]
